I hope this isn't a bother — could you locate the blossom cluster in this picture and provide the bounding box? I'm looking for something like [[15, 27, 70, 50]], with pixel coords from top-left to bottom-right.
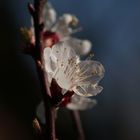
[[22, 2, 104, 123]]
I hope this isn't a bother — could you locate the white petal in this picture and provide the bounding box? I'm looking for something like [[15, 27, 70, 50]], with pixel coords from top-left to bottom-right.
[[63, 37, 92, 55], [72, 60, 104, 96], [77, 60, 105, 85], [81, 40, 92, 55], [52, 14, 78, 38], [44, 42, 79, 91], [44, 47, 57, 74], [53, 69, 73, 90], [51, 41, 78, 68], [67, 94, 97, 110], [73, 84, 103, 97], [51, 42, 79, 91], [43, 2, 57, 30], [62, 14, 73, 24]]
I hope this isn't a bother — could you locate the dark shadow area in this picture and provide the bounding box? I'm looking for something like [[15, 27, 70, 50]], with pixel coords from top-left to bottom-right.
[[0, 1, 41, 140]]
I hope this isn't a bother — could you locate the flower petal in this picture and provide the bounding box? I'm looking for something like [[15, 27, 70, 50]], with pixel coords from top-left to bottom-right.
[[63, 37, 92, 55], [44, 47, 57, 74], [73, 84, 103, 97], [51, 41, 78, 68], [50, 42, 79, 90], [77, 60, 105, 85], [52, 14, 78, 38], [67, 94, 97, 110], [43, 2, 57, 30]]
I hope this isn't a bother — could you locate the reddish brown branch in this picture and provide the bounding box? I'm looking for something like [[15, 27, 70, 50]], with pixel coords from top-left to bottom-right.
[[28, 0, 56, 140]]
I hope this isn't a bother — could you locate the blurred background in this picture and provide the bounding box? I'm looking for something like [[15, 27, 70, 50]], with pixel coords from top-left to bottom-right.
[[0, 0, 140, 140]]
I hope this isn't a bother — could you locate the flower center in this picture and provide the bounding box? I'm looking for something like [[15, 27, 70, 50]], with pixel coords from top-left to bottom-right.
[[42, 31, 60, 48]]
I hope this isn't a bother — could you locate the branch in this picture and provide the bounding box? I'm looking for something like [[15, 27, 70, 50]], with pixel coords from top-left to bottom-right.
[[28, 0, 56, 140]]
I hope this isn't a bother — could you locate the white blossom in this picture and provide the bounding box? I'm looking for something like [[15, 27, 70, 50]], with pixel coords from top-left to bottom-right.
[[36, 2, 105, 115], [43, 41, 104, 97], [41, 2, 92, 55]]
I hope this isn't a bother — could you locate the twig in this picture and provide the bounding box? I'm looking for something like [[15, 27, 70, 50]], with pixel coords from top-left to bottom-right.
[[29, 0, 56, 140], [71, 111, 85, 140]]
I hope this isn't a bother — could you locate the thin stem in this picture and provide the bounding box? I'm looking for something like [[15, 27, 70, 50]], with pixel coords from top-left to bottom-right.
[[71, 111, 85, 140]]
